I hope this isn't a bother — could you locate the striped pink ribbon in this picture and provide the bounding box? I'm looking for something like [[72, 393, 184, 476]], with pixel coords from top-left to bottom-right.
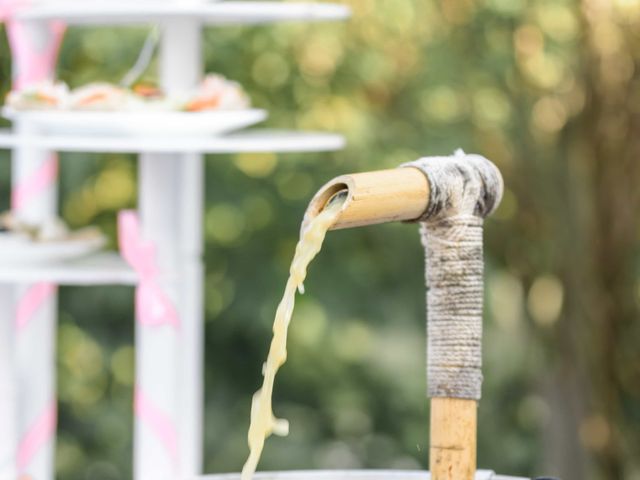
[[0, 0, 26, 21], [5, 0, 65, 211], [4, 4, 66, 474], [5, 0, 64, 213], [16, 399, 57, 473], [11, 154, 59, 213], [134, 387, 179, 466], [14, 283, 58, 471], [2, 0, 66, 90], [14, 282, 56, 332]]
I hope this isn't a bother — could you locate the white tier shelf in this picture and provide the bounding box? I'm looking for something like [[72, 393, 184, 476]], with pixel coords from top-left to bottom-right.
[[0, 129, 345, 153], [14, 1, 350, 25], [0, 252, 137, 285]]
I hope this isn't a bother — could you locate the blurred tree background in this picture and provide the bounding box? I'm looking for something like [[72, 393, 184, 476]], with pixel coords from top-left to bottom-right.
[[1, 0, 640, 479]]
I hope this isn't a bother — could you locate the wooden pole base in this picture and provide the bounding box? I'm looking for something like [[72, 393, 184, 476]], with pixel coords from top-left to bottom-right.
[[430, 398, 477, 480]]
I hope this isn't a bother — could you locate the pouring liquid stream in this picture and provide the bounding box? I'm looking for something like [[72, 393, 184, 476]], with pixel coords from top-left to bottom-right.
[[242, 191, 347, 480]]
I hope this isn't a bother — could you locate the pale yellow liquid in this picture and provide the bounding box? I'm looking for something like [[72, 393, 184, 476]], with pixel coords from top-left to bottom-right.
[[241, 194, 345, 480]]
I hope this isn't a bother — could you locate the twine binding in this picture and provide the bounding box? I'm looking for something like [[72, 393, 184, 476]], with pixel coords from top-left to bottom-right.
[[403, 150, 503, 400]]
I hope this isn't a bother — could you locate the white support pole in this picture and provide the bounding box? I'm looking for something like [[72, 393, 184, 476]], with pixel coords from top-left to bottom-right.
[[159, 19, 202, 95], [178, 258, 204, 476], [4, 18, 64, 480], [135, 154, 182, 480], [11, 120, 59, 480], [177, 153, 204, 478], [161, 19, 204, 479], [13, 282, 57, 480], [0, 287, 17, 480], [135, 17, 203, 480], [11, 121, 58, 223]]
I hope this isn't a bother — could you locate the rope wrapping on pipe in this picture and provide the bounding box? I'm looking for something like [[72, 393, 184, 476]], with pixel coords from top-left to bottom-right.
[[403, 150, 503, 400]]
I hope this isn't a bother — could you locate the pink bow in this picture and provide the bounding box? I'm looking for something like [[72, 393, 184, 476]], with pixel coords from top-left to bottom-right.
[[118, 211, 180, 329]]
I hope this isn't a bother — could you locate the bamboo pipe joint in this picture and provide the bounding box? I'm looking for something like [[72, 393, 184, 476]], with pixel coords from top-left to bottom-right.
[[405, 149, 503, 223]]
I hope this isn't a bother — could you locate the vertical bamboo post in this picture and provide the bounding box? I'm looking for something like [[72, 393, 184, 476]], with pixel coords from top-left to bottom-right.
[[430, 398, 477, 480], [406, 153, 502, 480]]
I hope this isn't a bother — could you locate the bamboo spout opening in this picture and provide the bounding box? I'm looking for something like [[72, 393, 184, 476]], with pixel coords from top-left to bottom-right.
[[304, 168, 430, 231]]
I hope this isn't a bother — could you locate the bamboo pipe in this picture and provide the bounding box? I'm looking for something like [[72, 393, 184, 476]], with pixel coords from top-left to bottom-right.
[[304, 166, 478, 480], [303, 168, 430, 230]]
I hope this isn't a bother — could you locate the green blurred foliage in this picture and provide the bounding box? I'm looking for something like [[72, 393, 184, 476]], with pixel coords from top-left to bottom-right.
[[2, 0, 640, 479]]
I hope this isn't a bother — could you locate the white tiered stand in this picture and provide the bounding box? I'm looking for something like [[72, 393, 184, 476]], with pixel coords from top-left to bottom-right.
[[0, 2, 349, 480]]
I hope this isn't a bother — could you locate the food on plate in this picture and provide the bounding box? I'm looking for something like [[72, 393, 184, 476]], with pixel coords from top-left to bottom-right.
[[127, 82, 173, 111], [68, 83, 128, 111], [5, 81, 69, 110], [182, 74, 250, 112], [0, 212, 102, 243], [0, 212, 106, 263], [132, 83, 164, 100], [4, 74, 251, 113]]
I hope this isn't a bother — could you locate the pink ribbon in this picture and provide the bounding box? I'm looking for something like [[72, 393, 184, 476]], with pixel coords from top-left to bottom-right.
[[3, 0, 65, 212], [11, 154, 59, 213], [2, 0, 66, 89], [118, 210, 180, 329], [7, 20, 65, 90], [134, 387, 179, 466], [3, 3, 64, 475], [14, 282, 56, 332], [16, 399, 57, 472], [0, 0, 26, 21]]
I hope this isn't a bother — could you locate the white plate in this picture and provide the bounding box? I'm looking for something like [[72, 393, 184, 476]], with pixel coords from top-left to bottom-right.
[[0, 234, 107, 265], [2, 109, 268, 137]]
